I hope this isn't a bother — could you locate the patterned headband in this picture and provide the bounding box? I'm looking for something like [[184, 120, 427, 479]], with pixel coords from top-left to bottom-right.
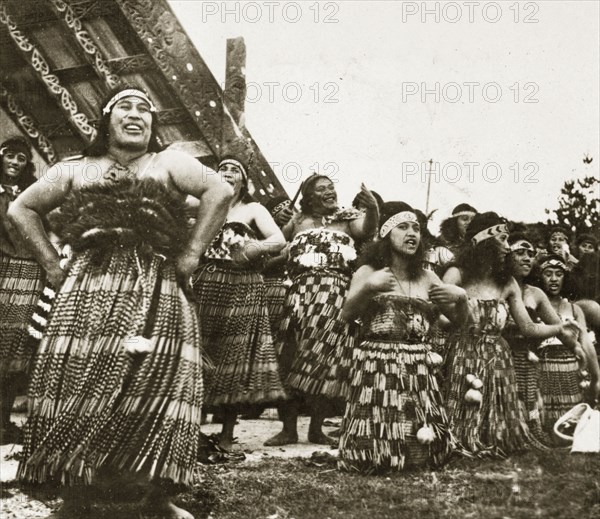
[[510, 240, 534, 252], [380, 211, 419, 238], [271, 200, 291, 215], [453, 210, 476, 218], [471, 223, 508, 246], [102, 89, 157, 115], [218, 158, 248, 181], [540, 258, 567, 272]]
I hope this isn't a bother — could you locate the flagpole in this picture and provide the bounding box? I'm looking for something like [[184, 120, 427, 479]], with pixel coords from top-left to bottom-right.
[[425, 158, 433, 214]]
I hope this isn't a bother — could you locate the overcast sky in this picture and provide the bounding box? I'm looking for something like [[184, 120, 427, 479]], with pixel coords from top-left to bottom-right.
[[171, 0, 599, 231]]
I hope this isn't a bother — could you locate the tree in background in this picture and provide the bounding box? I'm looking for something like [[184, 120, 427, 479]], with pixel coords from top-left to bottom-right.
[[545, 175, 600, 234]]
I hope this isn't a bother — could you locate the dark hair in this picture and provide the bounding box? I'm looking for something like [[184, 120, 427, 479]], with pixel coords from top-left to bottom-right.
[[357, 201, 425, 280], [532, 253, 573, 297], [83, 85, 163, 157], [299, 174, 333, 214], [0, 136, 37, 190], [352, 189, 384, 213], [508, 231, 533, 247], [576, 233, 598, 250], [439, 204, 477, 245], [507, 231, 535, 281], [570, 252, 600, 300], [453, 203, 477, 215], [455, 211, 511, 285], [545, 225, 571, 249], [217, 154, 255, 204]]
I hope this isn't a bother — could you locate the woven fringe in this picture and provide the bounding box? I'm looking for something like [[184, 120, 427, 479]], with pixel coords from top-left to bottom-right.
[[18, 249, 203, 486], [193, 263, 286, 406], [338, 340, 453, 473], [263, 274, 288, 335], [539, 345, 583, 437], [444, 331, 533, 457], [281, 270, 356, 399], [0, 256, 44, 373]]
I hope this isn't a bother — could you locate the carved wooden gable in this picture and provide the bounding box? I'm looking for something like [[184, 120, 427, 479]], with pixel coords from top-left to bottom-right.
[[0, 0, 287, 203]]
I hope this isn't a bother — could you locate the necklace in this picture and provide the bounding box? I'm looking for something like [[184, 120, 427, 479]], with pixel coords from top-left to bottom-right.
[[103, 154, 145, 183], [390, 268, 412, 298]]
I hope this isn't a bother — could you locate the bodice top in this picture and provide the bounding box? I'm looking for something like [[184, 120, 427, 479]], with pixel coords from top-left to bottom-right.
[[361, 294, 437, 343], [204, 221, 257, 262], [464, 298, 509, 336], [49, 177, 190, 260], [287, 228, 357, 276]]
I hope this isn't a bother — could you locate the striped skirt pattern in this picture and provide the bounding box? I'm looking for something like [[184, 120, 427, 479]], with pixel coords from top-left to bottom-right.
[[0, 255, 44, 374], [18, 249, 203, 486], [263, 274, 288, 335], [539, 345, 583, 436], [444, 333, 531, 456], [193, 263, 286, 407], [338, 341, 452, 472], [510, 342, 547, 443], [282, 269, 355, 400]]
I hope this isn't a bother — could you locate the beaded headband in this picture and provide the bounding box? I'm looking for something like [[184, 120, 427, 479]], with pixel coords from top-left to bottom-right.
[[102, 89, 157, 115], [218, 158, 248, 181], [452, 210, 476, 218], [510, 240, 534, 252], [471, 223, 508, 246], [380, 211, 419, 238], [540, 258, 567, 272]]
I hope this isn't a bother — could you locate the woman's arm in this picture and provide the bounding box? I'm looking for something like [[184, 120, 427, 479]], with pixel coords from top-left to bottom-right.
[[572, 305, 600, 403], [244, 203, 286, 260], [341, 265, 395, 321], [348, 184, 379, 240], [166, 150, 233, 278], [506, 278, 578, 343], [427, 271, 469, 326], [7, 162, 74, 287]]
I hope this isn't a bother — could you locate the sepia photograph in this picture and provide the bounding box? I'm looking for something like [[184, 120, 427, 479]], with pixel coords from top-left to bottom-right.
[[1, 1, 599, 518]]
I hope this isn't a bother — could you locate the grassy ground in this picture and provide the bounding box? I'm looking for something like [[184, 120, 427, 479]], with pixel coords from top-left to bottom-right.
[[176, 450, 599, 519], [4, 449, 598, 518]]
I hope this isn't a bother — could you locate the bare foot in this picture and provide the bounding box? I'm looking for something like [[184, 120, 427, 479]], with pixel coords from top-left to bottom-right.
[[217, 433, 235, 451], [166, 502, 195, 519], [308, 431, 338, 446], [139, 501, 195, 519], [264, 431, 298, 446]]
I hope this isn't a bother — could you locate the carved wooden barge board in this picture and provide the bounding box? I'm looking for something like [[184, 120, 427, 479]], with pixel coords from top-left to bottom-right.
[[0, 0, 289, 204]]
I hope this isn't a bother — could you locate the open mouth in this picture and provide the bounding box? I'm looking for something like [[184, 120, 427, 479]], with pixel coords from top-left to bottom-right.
[[323, 194, 336, 204], [123, 124, 144, 135], [405, 238, 418, 247]]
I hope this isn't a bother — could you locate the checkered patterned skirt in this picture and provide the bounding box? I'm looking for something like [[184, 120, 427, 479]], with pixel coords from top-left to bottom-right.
[[338, 340, 452, 472], [192, 262, 286, 407], [18, 249, 203, 486], [538, 343, 583, 436], [0, 255, 44, 374], [444, 331, 532, 456], [280, 269, 356, 400]]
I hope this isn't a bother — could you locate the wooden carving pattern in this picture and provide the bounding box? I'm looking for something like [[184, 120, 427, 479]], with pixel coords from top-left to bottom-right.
[[0, 82, 58, 164], [113, 0, 288, 201], [0, 1, 97, 142], [48, 0, 120, 88], [113, 0, 224, 154], [108, 54, 154, 75]]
